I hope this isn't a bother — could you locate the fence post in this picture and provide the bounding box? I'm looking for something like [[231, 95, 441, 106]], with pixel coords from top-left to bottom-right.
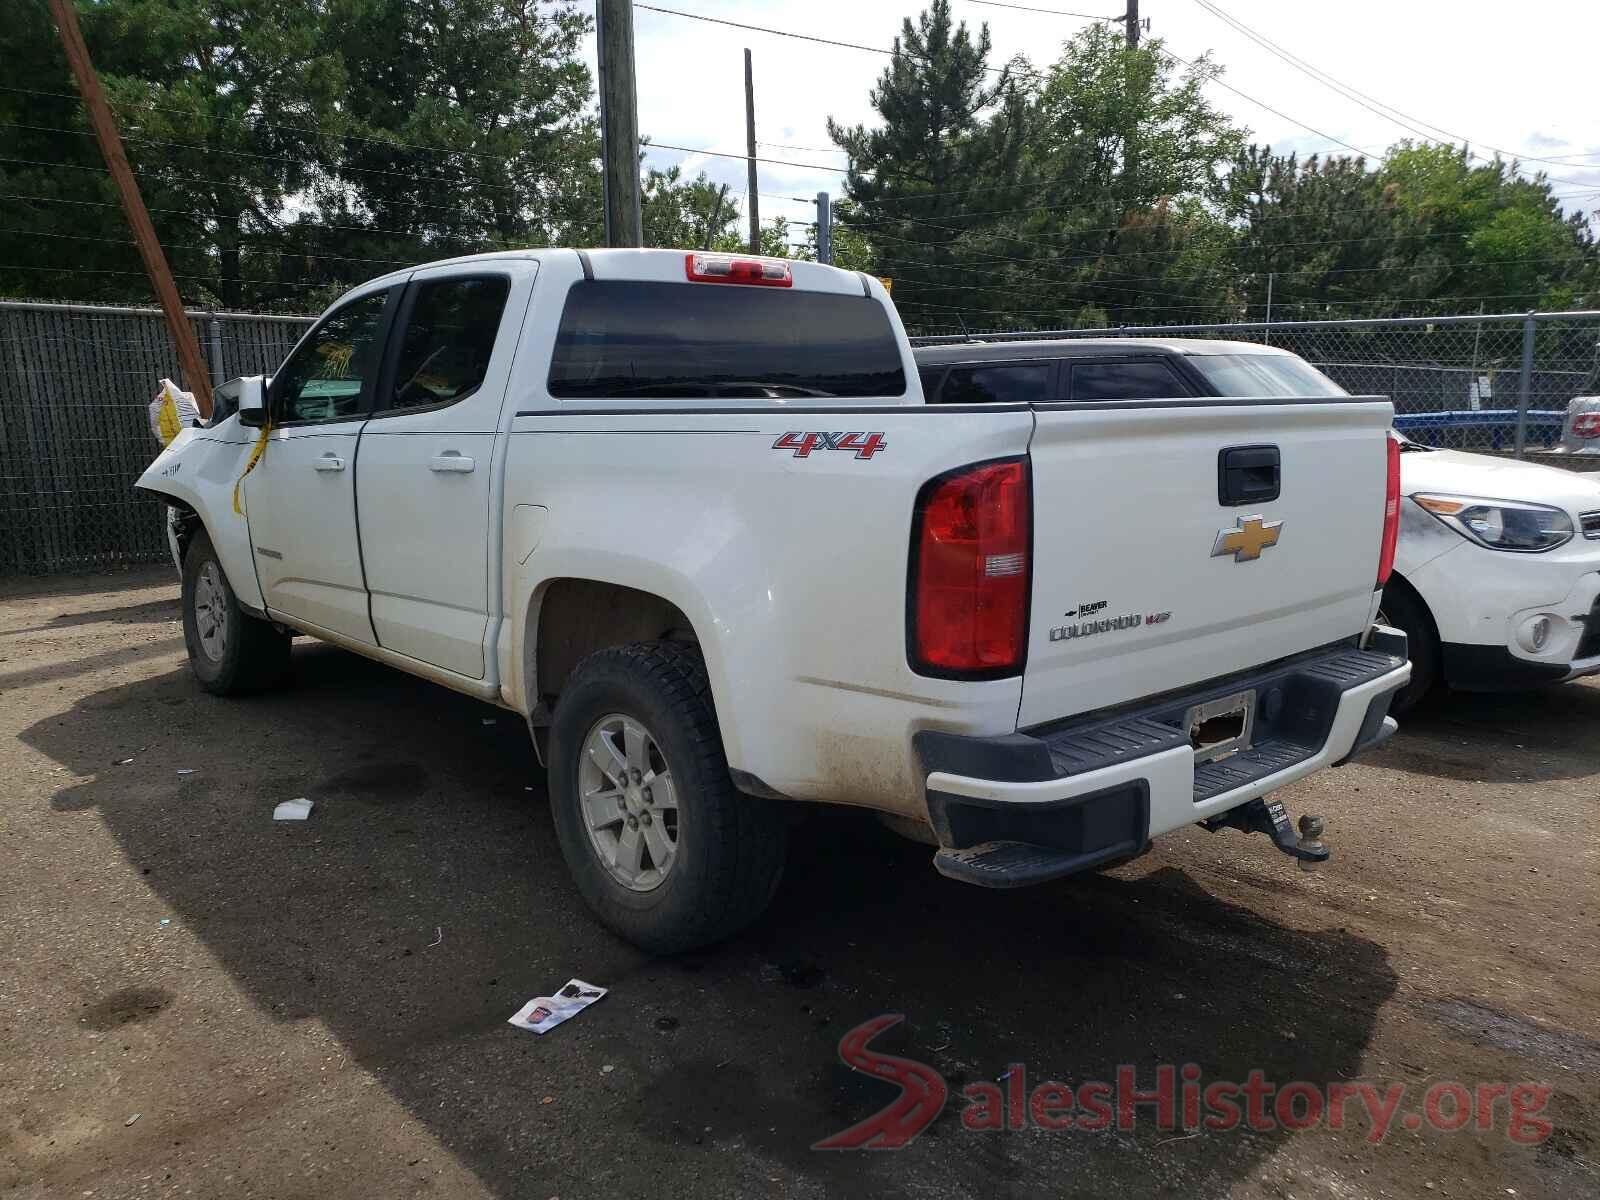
[[206, 314, 225, 386], [1513, 312, 1535, 459]]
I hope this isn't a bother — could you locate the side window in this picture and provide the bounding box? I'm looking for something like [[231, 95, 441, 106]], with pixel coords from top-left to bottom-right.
[[387, 276, 512, 411], [938, 363, 1050, 404], [271, 291, 390, 424], [1069, 358, 1193, 401], [917, 366, 945, 402]]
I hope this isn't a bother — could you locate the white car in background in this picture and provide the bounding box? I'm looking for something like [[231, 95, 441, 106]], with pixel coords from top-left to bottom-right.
[[1383, 439, 1600, 711]]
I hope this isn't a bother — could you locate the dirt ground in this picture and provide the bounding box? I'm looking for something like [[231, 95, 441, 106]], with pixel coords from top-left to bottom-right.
[[1, 568, 1596, 1200]]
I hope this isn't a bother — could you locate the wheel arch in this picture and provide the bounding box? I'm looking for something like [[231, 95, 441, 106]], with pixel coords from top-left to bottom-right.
[[1381, 569, 1444, 708], [1382, 569, 1441, 648], [524, 577, 700, 718], [138, 485, 267, 619]]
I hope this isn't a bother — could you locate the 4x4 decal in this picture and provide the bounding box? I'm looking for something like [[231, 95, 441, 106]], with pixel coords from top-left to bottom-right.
[[773, 431, 888, 459]]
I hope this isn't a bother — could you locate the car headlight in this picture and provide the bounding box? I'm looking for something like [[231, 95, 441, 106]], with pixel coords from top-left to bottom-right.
[[1412, 493, 1574, 553]]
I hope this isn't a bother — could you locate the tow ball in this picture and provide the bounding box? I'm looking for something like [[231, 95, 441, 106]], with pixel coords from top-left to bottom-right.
[[1204, 797, 1329, 870]]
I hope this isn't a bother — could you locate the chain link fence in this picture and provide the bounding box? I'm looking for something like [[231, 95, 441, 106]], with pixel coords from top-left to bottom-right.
[[911, 310, 1600, 457], [4, 300, 1600, 576], [0, 300, 313, 575]]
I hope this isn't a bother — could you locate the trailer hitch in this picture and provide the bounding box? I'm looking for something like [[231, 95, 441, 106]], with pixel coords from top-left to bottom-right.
[[1204, 797, 1329, 868]]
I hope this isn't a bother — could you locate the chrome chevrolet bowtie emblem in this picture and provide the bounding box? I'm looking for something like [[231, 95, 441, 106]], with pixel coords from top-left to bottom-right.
[[1211, 515, 1283, 562]]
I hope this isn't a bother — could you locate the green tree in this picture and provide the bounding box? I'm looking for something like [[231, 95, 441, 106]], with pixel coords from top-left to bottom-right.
[[641, 164, 742, 250], [991, 24, 1244, 326], [827, 0, 1029, 330], [1223, 145, 1404, 319], [0, 0, 602, 308], [0, 0, 342, 306], [104, 0, 347, 309], [306, 0, 595, 284], [1379, 143, 1597, 313]]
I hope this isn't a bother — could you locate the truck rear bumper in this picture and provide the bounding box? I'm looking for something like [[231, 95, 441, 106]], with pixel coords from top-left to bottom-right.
[[916, 634, 1410, 888]]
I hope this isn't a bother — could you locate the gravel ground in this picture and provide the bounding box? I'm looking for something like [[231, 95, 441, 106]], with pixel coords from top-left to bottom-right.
[[2, 568, 1596, 1199]]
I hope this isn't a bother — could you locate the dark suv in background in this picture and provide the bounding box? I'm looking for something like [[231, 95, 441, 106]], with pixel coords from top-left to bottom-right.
[[913, 337, 1348, 405]]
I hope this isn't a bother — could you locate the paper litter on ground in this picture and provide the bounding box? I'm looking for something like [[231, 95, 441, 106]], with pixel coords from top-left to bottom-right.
[[508, 979, 607, 1034], [273, 798, 313, 821]]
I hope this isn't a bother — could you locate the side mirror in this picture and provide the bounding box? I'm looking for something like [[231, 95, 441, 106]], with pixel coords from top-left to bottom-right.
[[237, 375, 267, 427]]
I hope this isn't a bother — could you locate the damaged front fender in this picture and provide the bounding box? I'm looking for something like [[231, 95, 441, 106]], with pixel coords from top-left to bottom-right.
[[135, 420, 265, 611]]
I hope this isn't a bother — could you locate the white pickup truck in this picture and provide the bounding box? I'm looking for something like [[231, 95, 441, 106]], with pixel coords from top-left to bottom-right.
[[138, 248, 1410, 951]]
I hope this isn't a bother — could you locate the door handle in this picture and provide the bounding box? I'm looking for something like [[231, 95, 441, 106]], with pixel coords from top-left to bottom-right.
[[1217, 444, 1279, 505], [314, 454, 346, 472], [429, 452, 476, 473]]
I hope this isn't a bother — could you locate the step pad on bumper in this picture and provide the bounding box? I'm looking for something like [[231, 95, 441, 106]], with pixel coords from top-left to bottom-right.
[[1027, 646, 1402, 794], [1047, 717, 1187, 777], [932, 839, 1138, 889], [1192, 736, 1319, 802]]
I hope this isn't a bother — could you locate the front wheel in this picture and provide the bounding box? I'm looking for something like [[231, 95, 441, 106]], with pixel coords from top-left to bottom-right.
[[181, 531, 290, 695], [547, 642, 787, 953]]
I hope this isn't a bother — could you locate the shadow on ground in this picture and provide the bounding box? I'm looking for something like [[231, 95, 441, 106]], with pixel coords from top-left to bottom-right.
[[23, 643, 1400, 1197], [1369, 680, 1600, 784], [1, 594, 181, 637]]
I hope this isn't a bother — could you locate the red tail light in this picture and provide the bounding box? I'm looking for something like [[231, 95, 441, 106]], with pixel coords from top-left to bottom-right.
[[910, 458, 1031, 677], [684, 253, 792, 287], [1377, 432, 1401, 586]]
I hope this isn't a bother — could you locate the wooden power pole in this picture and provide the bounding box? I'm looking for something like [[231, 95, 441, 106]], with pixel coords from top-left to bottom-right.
[[595, 0, 643, 247], [1125, 0, 1140, 48], [48, 0, 212, 416], [744, 48, 760, 254]]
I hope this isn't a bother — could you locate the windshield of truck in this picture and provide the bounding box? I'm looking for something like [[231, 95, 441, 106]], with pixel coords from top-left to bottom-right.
[[1188, 353, 1348, 398], [548, 280, 906, 399]]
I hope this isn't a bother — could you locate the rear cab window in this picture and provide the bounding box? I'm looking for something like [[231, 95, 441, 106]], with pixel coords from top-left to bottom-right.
[[548, 280, 906, 399], [385, 275, 511, 412]]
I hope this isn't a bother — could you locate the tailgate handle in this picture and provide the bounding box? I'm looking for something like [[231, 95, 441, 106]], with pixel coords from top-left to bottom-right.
[[1218, 445, 1280, 505]]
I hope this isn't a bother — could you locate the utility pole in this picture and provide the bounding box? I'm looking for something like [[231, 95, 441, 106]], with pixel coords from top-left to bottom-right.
[[1264, 271, 1275, 343], [595, 0, 642, 247], [1124, 0, 1140, 48], [48, 0, 212, 416], [815, 192, 833, 265], [744, 49, 760, 254]]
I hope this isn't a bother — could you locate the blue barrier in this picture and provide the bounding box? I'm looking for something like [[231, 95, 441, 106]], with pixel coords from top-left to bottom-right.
[[1392, 409, 1566, 451]]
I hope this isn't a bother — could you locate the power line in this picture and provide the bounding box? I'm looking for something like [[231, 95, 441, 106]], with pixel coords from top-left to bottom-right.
[[842, 186, 1600, 233], [0, 226, 422, 269], [1190, 0, 1600, 173], [1149, 43, 1381, 160], [892, 286, 1583, 320], [874, 246, 1596, 297], [0, 153, 579, 224], [0, 119, 540, 195], [757, 140, 846, 156], [634, 2, 1042, 82], [0, 189, 569, 248], [960, 0, 1120, 19], [0, 83, 570, 169], [644, 140, 849, 174], [0, 263, 347, 291]]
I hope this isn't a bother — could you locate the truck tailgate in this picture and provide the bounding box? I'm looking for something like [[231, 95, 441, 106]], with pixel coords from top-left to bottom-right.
[[1019, 398, 1393, 727]]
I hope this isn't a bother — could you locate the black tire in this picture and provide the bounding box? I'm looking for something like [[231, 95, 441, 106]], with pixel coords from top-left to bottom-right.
[[547, 641, 787, 953], [181, 531, 291, 695], [1379, 580, 1439, 716]]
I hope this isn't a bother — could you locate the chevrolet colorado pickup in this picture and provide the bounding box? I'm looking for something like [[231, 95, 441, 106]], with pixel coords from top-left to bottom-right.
[[137, 248, 1410, 952]]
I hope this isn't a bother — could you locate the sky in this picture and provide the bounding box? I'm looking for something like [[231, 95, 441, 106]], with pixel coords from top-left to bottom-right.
[[579, 0, 1600, 241]]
